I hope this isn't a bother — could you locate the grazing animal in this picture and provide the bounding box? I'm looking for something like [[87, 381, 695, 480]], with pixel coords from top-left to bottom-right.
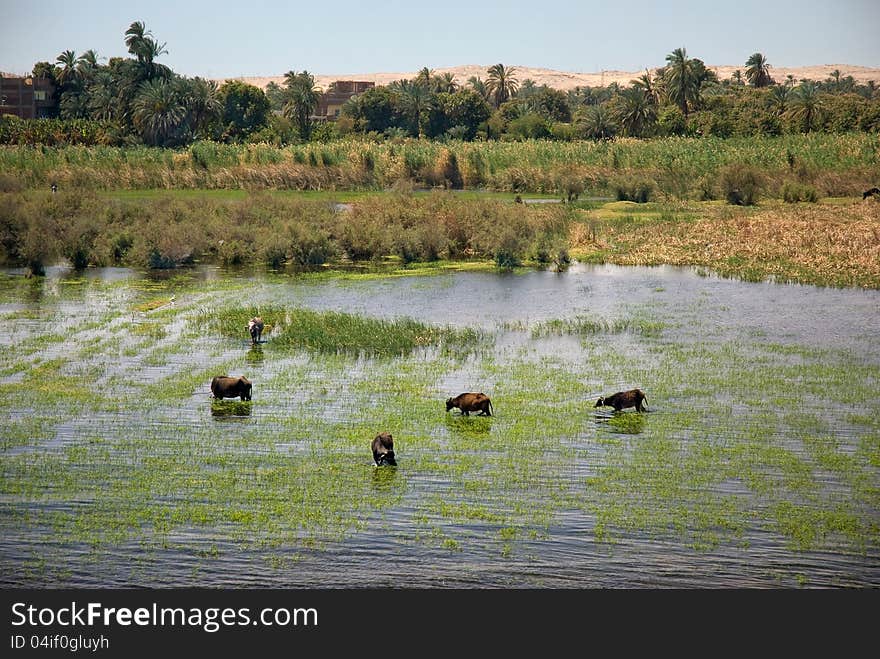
[[446, 392, 493, 416], [595, 388, 648, 412], [211, 375, 252, 401], [863, 187, 880, 200], [371, 432, 397, 466], [248, 317, 264, 344]]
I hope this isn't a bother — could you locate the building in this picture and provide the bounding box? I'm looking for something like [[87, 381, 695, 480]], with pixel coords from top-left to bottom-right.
[[314, 80, 374, 121], [0, 76, 56, 119]]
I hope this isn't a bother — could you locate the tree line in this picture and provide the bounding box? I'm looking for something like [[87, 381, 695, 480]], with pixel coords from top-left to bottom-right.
[[4, 22, 879, 148]]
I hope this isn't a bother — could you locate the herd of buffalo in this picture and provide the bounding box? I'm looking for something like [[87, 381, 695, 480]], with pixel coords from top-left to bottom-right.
[[209, 317, 649, 466]]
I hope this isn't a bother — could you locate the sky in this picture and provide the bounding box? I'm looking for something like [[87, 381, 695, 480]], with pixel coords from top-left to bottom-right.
[[2, 0, 879, 78]]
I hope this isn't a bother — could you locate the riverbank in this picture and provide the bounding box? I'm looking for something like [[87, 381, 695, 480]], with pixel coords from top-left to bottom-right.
[[5, 186, 879, 288], [571, 198, 880, 289]]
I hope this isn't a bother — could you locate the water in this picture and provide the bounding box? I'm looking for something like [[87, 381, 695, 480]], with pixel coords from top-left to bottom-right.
[[1, 263, 878, 587]]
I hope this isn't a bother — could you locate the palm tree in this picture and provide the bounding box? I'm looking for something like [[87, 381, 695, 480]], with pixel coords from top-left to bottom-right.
[[576, 105, 617, 140], [76, 50, 101, 79], [180, 77, 221, 138], [745, 53, 773, 87], [486, 63, 518, 107], [132, 78, 186, 146], [467, 76, 489, 101], [632, 69, 660, 108], [125, 21, 169, 79], [282, 70, 321, 140], [55, 50, 79, 86], [663, 48, 698, 119], [86, 70, 119, 121], [395, 79, 431, 137], [828, 69, 842, 93], [432, 72, 458, 94], [787, 81, 824, 132], [615, 86, 656, 137], [766, 84, 791, 116], [415, 67, 434, 89], [124, 21, 147, 54]]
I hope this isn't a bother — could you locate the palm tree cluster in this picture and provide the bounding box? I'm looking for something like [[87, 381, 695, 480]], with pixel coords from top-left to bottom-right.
[[342, 67, 493, 139], [35, 21, 225, 146], [19, 37, 880, 147]]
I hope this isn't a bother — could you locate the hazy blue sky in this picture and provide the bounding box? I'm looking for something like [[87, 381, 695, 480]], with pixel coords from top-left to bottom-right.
[[2, 0, 878, 77]]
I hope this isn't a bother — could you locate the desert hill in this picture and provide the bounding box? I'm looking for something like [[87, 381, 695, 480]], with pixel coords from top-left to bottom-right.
[[221, 64, 880, 92]]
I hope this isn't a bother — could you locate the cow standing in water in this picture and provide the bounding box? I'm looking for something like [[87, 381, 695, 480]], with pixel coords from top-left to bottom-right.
[[371, 432, 397, 466], [211, 375, 253, 401], [595, 388, 648, 412], [446, 392, 494, 416], [248, 317, 264, 344]]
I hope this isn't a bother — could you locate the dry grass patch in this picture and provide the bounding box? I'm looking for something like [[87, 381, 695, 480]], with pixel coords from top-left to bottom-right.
[[573, 199, 880, 288]]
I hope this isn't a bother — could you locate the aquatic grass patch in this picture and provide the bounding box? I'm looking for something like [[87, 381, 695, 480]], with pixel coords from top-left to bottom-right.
[[193, 305, 491, 358], [531, 314, 665, 339]]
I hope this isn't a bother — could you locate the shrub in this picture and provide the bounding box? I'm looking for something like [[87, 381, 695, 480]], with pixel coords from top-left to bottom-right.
[[719, 163, 763, 206], [781, 181, 819, 203], [612, 175, 655, 203]]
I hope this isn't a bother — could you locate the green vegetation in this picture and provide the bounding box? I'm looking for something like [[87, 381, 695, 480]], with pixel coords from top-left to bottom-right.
[[0, 188, 569, 275], [10, 33, 879, 149], [2, 133, 877, 198], [0, 270, 877, 587], [192, 304, 489, 357]]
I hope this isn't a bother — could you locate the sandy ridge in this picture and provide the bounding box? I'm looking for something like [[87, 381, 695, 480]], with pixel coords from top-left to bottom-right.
[[220, 64, 880, 92]]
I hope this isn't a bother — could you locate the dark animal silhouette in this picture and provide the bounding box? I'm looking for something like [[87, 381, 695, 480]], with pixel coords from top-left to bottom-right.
[[211, 375, 252, 401], [595, 388, 648, 412], [863, 187, 880, 200], [248, 317, 264, 344], [446, 392, 493, 416], [371, 432, 397, 466]]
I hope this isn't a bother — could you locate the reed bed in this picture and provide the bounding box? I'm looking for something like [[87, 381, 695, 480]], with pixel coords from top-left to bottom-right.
[[2, 134, 877, 198]]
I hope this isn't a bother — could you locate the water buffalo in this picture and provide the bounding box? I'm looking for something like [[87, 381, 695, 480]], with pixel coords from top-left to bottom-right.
[[211, 375, 252, 401], [595, 388, 648, 412], [248, 317, 264, 344], [371, 432, 397, 466], [446, 392, 493, 416], [863, 187, 880, 200]]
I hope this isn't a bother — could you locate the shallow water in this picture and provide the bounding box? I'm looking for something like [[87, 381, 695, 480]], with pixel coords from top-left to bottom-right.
[[1, 263, 878, 587]]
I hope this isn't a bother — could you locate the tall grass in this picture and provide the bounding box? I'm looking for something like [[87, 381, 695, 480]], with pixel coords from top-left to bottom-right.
[[192, 305, 489, 357], [1, 133, 877, 197]]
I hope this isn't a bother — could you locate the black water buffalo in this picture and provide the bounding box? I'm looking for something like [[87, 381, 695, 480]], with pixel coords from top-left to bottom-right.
[[371, 432, 397, 466], [595, 388, 648, 412], [446, 392, 493, 416], [863, 187, 880, 200], [211, 375, 252, 401], [248, 317, 264, 344]]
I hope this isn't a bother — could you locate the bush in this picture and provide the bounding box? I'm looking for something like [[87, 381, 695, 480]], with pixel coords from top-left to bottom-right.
[[781, 181, 819, 203], [719, 163, 763, 206], [612, 175, 655, 203]]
